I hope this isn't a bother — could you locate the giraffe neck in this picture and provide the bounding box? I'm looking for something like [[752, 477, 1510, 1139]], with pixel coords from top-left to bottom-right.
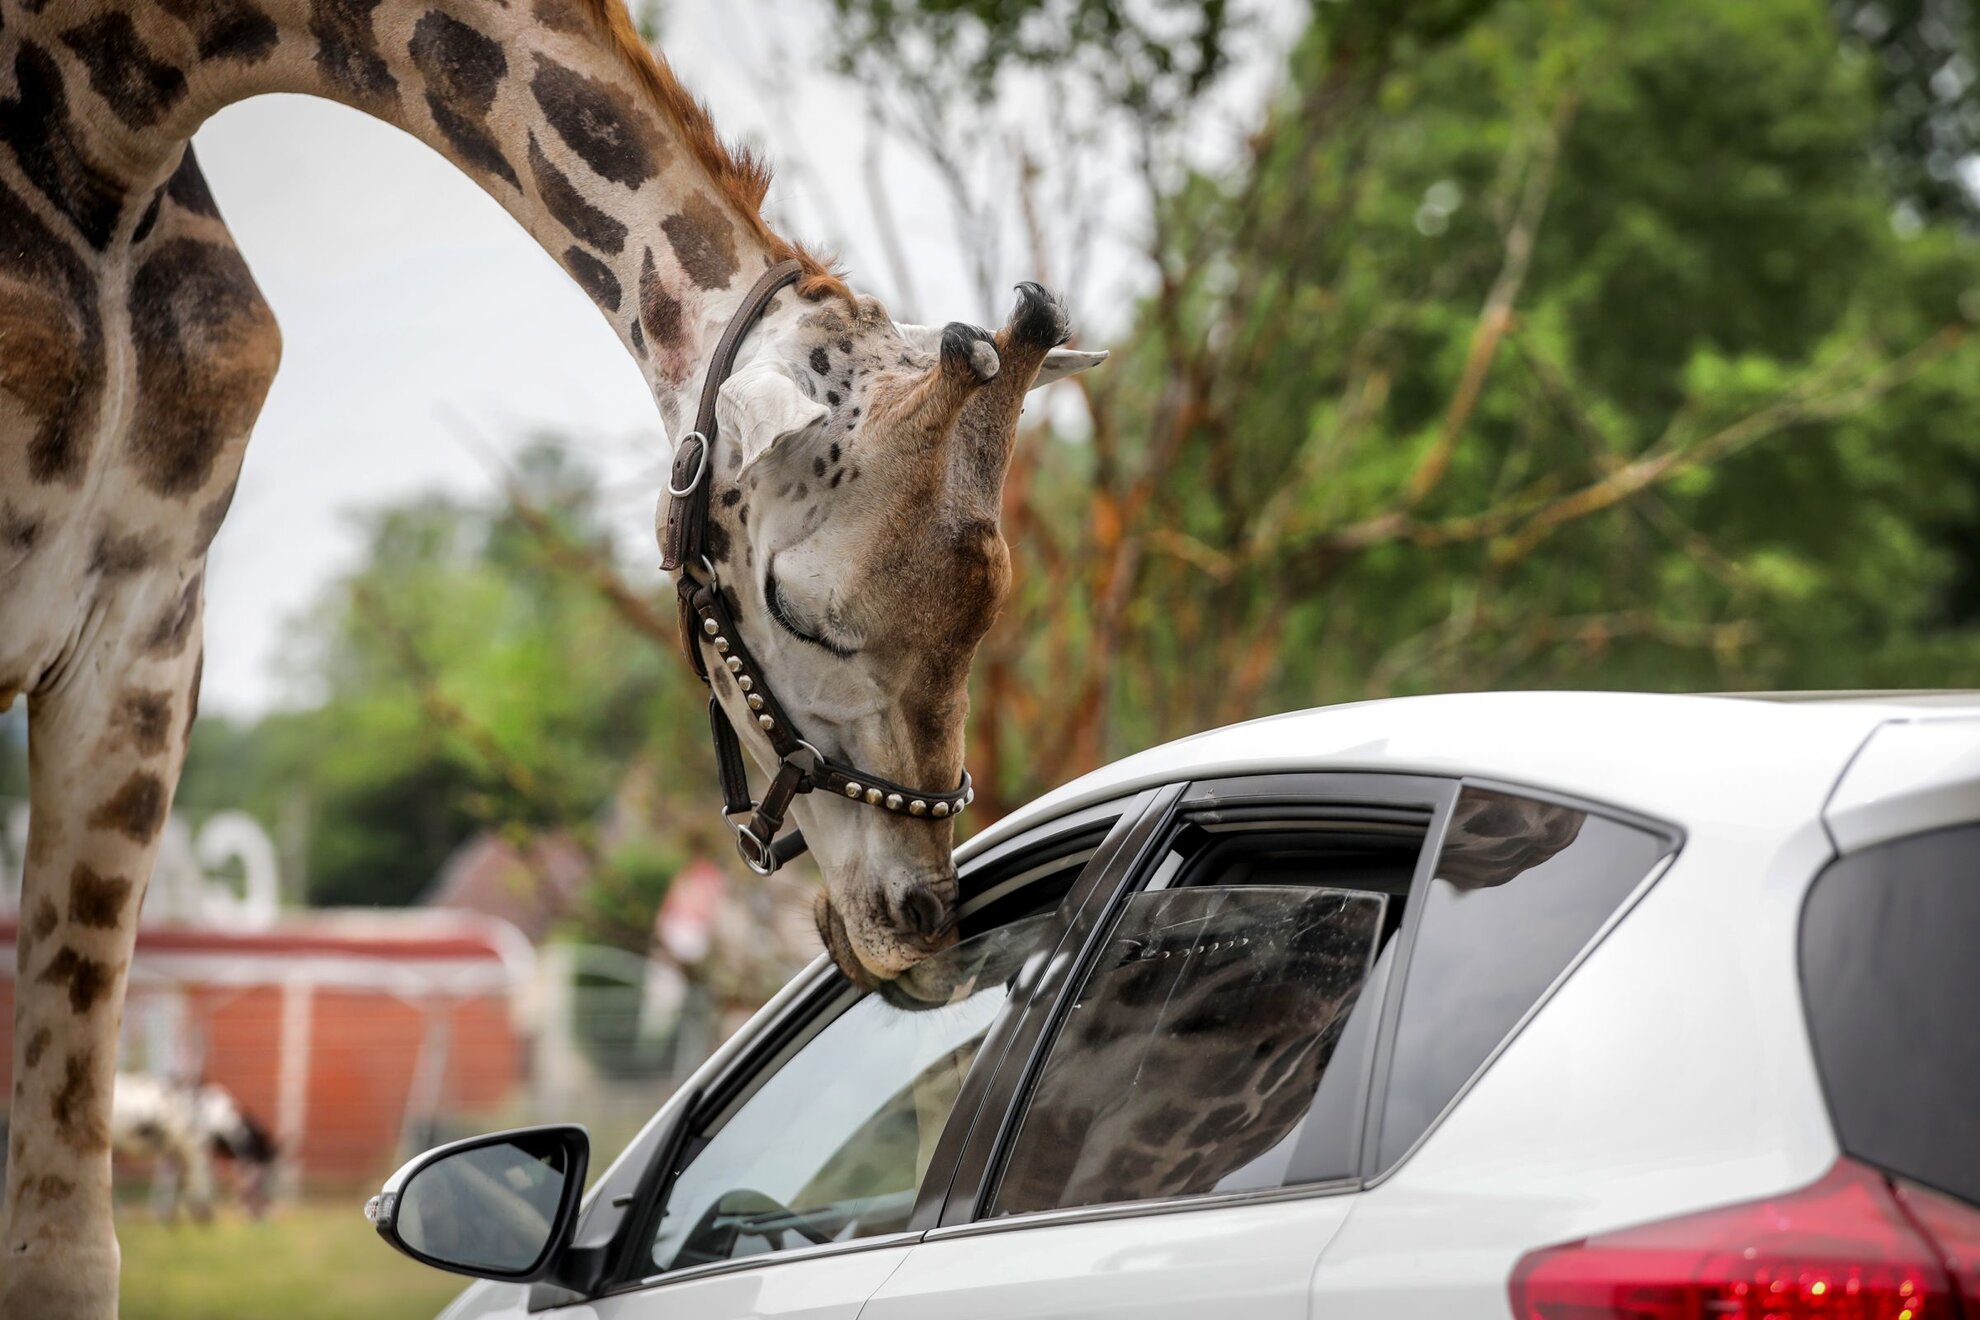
[[2, 0, 808, 432]]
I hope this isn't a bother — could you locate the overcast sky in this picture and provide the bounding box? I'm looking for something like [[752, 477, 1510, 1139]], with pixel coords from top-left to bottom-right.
[[188, 0, 1294, 714]]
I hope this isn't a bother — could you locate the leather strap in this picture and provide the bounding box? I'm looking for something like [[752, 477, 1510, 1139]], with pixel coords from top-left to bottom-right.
[[665, 261, 972, 875], [661, 261, 806, 573]]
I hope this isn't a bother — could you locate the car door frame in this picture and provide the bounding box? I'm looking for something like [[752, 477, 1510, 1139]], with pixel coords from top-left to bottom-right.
[[923, 770, 1465, 1234], [550, 785, 1175, 1308]]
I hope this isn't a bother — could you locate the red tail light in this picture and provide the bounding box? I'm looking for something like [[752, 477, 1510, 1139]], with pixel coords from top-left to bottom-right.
[[1509, 1158, 1980, 1319], [1897, 1180, 1980, 1313]]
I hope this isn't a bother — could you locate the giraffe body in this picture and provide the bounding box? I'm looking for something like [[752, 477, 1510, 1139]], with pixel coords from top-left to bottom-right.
[[0, 0, 1100, 1310]]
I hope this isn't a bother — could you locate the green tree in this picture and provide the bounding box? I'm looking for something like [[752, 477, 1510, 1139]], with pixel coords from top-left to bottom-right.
[[833, 0, 1980, 812]]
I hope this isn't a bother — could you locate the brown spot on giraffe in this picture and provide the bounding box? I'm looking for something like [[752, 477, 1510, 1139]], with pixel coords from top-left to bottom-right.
[[155, 0, 279, 62], [531, 0, 589, 33], [28, 1175, 75, 1208], [58, 13, 189, 130], [529, 53, 668, 189], [638, 248, 690, 379], [25, 1028, 52, 1070], [89, 527, 158, 577], [127, 238, 281, 497], [111, 690, 174, 756], [0, 178, 106, 485], [146, 572, 204, 655], [166, 149, 222, 217], [185, 649, 204, 751], [0, 43, 126, 250], [309, 0, 398, 107], [38, 948, 114, 1015], [87, 771, 167, 842], [663, 191, 740, 290], [133, 189, 167, 245], [2, 501, 44, 555], [408, 10, 518, 188], [68, 865, 135, 929], [52, 1051, 108, 1150], [31, 898, 59, 945], [193, 479, 239, 556], [528, 133, 627, 254], [563, 246, 621, 311]]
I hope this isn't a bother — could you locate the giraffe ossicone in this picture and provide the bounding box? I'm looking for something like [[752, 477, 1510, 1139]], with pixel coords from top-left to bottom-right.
[[0, 0, 1103, 1310]]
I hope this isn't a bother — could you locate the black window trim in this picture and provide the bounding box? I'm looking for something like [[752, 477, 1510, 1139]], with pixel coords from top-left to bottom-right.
[[934, 771, 1461, 1234], [593, 788, 1160, 1298], [1357, 774, 1684, 1188]]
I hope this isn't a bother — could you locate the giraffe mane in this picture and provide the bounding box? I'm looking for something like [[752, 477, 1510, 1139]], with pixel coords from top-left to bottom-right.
[[578, 0, 851, 301]]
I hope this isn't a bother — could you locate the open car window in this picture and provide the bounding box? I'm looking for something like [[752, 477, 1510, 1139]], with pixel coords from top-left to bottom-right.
[[646, 907, 1059, 1272]]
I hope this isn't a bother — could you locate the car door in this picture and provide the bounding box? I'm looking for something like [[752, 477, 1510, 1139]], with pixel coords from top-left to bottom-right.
[[522, 795, 1154, 1320], [863, 773, 1461, 1320]]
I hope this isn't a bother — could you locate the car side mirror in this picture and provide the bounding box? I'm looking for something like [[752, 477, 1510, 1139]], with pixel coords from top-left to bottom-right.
[[367, 1125, 589, 1283]]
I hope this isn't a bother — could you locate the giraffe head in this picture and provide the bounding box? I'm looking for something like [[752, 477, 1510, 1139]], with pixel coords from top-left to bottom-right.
[[681, 281, 1102, 987]]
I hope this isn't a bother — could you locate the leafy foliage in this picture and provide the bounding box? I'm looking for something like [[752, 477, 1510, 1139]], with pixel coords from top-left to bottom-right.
[[947, 0, 1980, 810]]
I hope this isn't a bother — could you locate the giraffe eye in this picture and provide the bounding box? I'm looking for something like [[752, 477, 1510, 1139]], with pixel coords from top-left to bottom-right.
[[765, 562, 857, 659]]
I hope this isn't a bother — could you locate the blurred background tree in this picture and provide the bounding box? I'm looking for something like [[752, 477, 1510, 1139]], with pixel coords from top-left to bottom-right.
[[826, 0, 1980, 815]]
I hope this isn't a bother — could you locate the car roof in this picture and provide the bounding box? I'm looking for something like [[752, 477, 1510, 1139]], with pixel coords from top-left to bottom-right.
[[960, 690, 1980, 860]]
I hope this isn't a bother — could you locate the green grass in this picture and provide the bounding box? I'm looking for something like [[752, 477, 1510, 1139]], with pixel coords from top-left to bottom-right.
[[120, 1201, 469, 1320]]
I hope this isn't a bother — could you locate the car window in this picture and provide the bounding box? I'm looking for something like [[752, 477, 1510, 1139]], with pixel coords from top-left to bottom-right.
[[988, 820, 1424, 1217], [1375, 786, 1674, 1170], [1801, 822, 1980, 1208], [648, 910, 1054, 1272]]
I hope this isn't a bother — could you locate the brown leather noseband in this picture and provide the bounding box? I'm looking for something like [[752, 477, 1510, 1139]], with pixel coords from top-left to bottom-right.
[[659, 260, 973, 875]]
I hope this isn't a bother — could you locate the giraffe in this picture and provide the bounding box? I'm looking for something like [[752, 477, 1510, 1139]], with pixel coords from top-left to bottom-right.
[[0, 0, 1104, 1307]]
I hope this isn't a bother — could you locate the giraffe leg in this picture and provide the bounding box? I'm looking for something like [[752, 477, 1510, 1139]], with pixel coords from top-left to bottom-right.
[[1, 586, 203, 1320]]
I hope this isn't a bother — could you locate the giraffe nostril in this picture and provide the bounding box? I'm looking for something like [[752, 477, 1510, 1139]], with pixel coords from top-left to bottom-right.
[[894, 885, 951, 942]]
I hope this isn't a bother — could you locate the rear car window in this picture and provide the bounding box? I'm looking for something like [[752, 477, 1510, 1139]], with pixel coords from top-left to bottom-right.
[[1801, 824, 1980, 1208], [1376, 787, 1675, 1170]]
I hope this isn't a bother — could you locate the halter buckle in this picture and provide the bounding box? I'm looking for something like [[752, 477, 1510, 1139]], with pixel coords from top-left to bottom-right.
[[666, 432, 710, 498], [733, 820, 778, 875]]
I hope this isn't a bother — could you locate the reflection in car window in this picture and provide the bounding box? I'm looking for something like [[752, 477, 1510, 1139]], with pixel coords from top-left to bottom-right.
[[649, 913, 1051, 1271], [991, 820, 1421, 1217], [1376, 787, 1672, 1170], [1802, 824, 1980, 1209]]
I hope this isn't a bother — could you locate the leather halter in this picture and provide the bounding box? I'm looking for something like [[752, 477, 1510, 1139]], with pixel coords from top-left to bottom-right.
[[659, 260, 973, 875]]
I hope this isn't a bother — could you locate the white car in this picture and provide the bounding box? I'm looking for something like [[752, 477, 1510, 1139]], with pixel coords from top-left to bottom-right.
[[370, 691, 1980, 1320]]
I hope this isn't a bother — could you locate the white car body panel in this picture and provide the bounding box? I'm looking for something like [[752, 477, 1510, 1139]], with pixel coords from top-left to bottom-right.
[[426, 692, 1980, 1320], [864, 1198, 1353, 1320], [551, 1246, 917, 1320], [1823, 713, 1980, 853]]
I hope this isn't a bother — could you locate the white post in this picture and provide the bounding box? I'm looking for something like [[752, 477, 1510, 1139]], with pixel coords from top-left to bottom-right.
[[274, 973, 315, 1203]]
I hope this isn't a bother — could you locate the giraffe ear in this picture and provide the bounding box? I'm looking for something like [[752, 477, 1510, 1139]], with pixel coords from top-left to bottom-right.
[[717, 360, 829, 472], [896, 322, 1106, 391], [1033, 347, 1108, 388]]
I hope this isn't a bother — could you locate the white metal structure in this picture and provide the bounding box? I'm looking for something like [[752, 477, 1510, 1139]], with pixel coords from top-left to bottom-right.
[[403, 691, 1980, 1320]]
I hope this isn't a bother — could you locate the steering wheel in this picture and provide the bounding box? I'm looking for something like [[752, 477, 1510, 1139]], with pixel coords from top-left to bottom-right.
[[677, 1188, 835, 1264]]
